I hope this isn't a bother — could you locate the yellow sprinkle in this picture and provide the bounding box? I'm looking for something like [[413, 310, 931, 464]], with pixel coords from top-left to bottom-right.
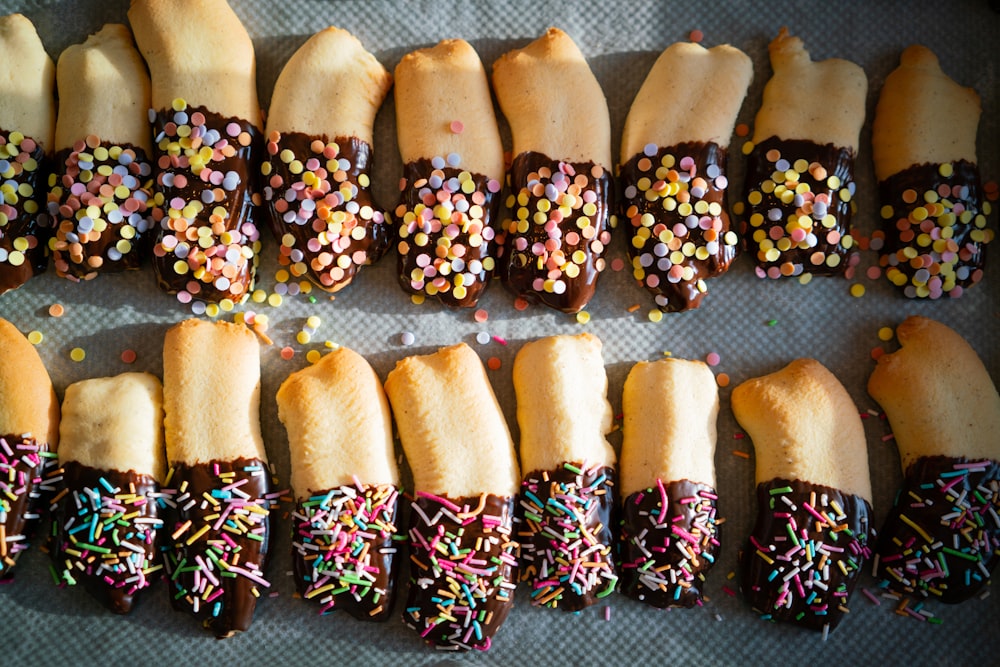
[[576, 311, 591, 325], [850, 283, 866, 298], [205, 303, 220, 317], [878, 326, 894, 342], [296, 331, 311, 345], [27, 330, 43, 345], [648, 309, 663, 323], [306, 315, 321, 330], [252, 289, 267, 303], [306, 350, 322, 364], [267, 293, 283, 307], [410, 294, 425, 305], [70, 347, 86, 362]]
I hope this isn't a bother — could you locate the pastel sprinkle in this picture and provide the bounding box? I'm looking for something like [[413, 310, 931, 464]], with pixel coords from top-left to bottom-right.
[[280, 346, 294, 360], [576, 311, 591, 325], [449, 120, 465, 134], [120, 349, 137, 364], [716, 373, 730, 388], [705, 352, 721, 367], [48, 303, 65, 317], [877, 327, 894, 342], [400, 331, 415, 346], [487, 356, 502, 371], [474, 308, 489, 323], [850, 283, 866, 298], [70, 347, 86, 362], [475, 331, 491, 345], [306, 350, 322, 364], [647, 309, 663, 323], [688, 29, 704, 43], [27, 330, 43, 345]]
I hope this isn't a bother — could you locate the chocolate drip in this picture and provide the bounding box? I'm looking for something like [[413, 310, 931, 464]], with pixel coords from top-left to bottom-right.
[[517, 463, 617, 611], [263, 133, 389, 292], [162, 457, 274, 637], [0, 129, 50, 295], [403, 492, 517, 651], [619, 479, 720, 608], [741, 478, 871, 632], [497, 151, 612, 314], [50, 462, 162, 613], [875, 456, 999, 602], [621, 142, 738, 312], [0, 434, 57, 579], [291, 483, 400, 621], [877, 160, 991, 298], [394, 158, 502, 308], [741, 137, 857, 279]]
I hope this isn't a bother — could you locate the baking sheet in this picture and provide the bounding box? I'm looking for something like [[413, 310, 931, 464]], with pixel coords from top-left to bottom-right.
[[2, 0, 999, 663]]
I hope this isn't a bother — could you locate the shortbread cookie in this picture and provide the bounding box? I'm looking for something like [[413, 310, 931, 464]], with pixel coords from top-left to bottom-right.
[[512, 333, 617, 611], [493, 28, 613, 314], [129, 0, 263, 305], [872, 46, 992, 299], [0, 317, 59, 579], [48, 24, 155, 281], [161, 319, 275, 637], [384, 343, 518, 650], [0, 14, 55, 294], [51, 372, 165, 613], [276, 346, 400, 620], [263, 27, 392, 293], [620, 358, 720, 608], [620, 42, 752, 311], [739, 28, 867, 280], [393, 39, 504, 308], [868, 316, 1000, 602], [732, 359, 873, 633]]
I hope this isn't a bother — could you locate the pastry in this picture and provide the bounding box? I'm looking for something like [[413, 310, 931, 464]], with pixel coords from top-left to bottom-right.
[[276, 346, 400, 620], [0, 317, 59, 579], [263, 27, 392, 293], [619, 358, 720, 607], [384, 343, 519, 650], [512, 333, 617, 611], [620, 42, 752, 311], [492, 27, 613, 314], [392, 39, 504, 307], [160, 318, 276, 637], [47, 24, 155, 281], [0, 14, 55, 294], [732, 359, 873, 633], [50, 372, 165, 613], [129, 0, 263, 305], [872, 46, 993, 299], [868, 316, 1000, 601], [739, 28, 867, 280]]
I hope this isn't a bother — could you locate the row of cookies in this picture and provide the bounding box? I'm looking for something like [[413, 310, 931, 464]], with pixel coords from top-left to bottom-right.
[[2, 314, 996, 647], [0, 1, 992, 310]]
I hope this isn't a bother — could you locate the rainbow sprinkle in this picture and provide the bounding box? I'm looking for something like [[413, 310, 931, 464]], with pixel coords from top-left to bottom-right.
[[0, 434, 58, 578]]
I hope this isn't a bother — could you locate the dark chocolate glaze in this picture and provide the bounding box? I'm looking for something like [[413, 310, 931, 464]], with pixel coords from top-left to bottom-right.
[[0, 434, 57, 580], [741, 478, 872, 632], [741, 137, 857, 278], [149, 106, 262, 303], [263, 133, 389, 292], [162, 457, 274, 637], [51, 462, 161, 613], [497, 151, 612, 314], [0, 129, 50, 295], [620, 479, 720, 608], [517, 463, 617, 611], [48, 141, 155, 280], [403, 492, 517, 651], [875, 456, 1000, 603], [291, 483, 400, 621], [620, 142, 738, 312], [877, 160, 989, 298], [394, 158, 502, 308]]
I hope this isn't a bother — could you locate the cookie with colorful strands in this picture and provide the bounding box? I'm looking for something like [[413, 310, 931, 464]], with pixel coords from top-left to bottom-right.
[[620, 41, 752, 312], [384, 343, 519, 651], [276, 345, 401, 621], [0, 14, 55, 295], [732, 358, 873, 635], [263, 27, 392, 293], [392, 39, 504, 308], [738, 28, 867, 281], [492, 27, 614, 314], [868, 316, 1000, 602], [512, 333, 617, 611], [48, 23, 155, 281]]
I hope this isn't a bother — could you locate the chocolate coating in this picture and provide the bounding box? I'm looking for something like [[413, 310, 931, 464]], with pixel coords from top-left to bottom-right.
[[621, 142, 738, 312], [741, 478, 872, 632], [875, 456, 999, 603], [403, 492, 517, 651], [291, 483, 400, 621], [741, 137, 857, 279], [517, 463, 617, 611], [162, 457, 274, 637], [0, 129, 50, 295], [394, 158, 502, 308], [50, 462, 162, 613], [497, 151, 612, 314], [263, 133, 389, 292], [877, 160, 991, 298], [620, 479, 719, 608], [0, 434, 57, 579]]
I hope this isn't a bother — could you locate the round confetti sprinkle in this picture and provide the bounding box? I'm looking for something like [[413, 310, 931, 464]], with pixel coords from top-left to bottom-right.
[[27, 330, 43, 345], [410, 294, 425, 306], [476, 331, 491, 345], [647, 309, 663, 323], [877, 326, 894, 342], [268, 293, 283, 307], [449, 120, 465, 134], [400, 331, 415, 346], [487, 356, 502, 371], [735, 123, 750, 138], [689, 29, 704, 42], [871, 346, 885, 361], [296, 331, 311, 345], [716, 372, 730, 387], [866, 266, 882, 280], [576, 311, 591, 325], [306, 315, 321, 329], [474, 308, 489, 323], [48, 303, 64, 317], [120, 349, 137, 364], [70, 347, 86, 362], [280, 346, 294, 360], [513, 297, 529, 311], [306, 350, 322, 364], [706, 352, 721, 367], [850, 283, 866, 298], [610, 257, 625, 272]]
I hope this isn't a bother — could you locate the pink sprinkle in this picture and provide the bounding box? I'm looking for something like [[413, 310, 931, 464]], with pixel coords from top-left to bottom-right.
[[449, 120, 465, 134], [492, 335, 508, 346], [473, 308, 488, 323], [705, 352, 721, 366], [603, 606, 611, 621], [866, 266, 882, 280], [611, 257, 625, 272]]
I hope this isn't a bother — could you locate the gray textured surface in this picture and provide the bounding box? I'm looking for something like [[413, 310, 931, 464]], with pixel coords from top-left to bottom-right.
[[1, 0, 998, 664]]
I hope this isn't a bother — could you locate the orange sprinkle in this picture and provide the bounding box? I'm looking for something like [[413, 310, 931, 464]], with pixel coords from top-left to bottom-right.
[[627, 303, 641, 313], [689, 29, 704, 43], [732, 450, 750, 459], [120, 349, 137, 364], [871, 346, 885, 361], [473, 308, 489, 323], [735, 123, 750, 138], [513, 297, 529, 311], [280, 346, 294, 360], [716, 373, 730, 387], [487, 356, 502, 371], [48, 303, 65, 317]]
